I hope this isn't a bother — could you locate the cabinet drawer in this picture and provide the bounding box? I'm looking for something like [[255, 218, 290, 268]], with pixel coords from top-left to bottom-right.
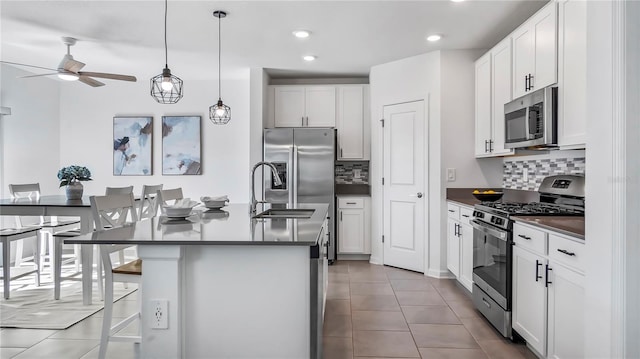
[[447, 203, 460, 220], [548, 233, 585, 273], [513, 223, 547, 255], [338, 197, 364, 209], [459, 207, 474, 225]]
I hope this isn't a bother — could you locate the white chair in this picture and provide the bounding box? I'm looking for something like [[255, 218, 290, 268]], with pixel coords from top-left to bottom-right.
[[156, 188, 183, 215], [90, 193, 141, 359], [138, 184, 163, 219], [1, 227, 41, 299], [9, 184, 81, 277]]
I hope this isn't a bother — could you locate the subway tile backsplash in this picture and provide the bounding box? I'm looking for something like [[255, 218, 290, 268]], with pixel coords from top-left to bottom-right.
[[335, 161, 369, 184], [503, 156, 585, 191]]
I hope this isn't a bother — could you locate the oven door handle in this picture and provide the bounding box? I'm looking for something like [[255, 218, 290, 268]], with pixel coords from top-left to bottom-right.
[[470, 220, 508, 242]]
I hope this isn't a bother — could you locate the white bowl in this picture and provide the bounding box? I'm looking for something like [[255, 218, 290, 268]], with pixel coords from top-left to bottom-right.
[[164, 207, 193, 218], [203, 200, 227, 209]]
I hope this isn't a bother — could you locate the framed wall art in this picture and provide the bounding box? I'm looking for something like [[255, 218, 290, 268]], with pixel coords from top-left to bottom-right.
[[162, 116, 202, 175], [113, 116, 153, 176]]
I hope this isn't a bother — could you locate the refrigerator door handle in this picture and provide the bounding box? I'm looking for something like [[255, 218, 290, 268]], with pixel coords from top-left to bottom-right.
[[288, 146, 294, 206], [293, 145, 299, 205]]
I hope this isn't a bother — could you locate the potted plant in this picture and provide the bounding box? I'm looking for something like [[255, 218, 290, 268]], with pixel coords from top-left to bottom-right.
[[58, 165, 92, 200]]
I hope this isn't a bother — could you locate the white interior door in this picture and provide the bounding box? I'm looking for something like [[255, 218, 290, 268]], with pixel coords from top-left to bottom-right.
[[382, 101, 425, 272]]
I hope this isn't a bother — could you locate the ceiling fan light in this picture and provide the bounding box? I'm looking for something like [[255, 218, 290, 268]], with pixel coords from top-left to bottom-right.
[[209, 99, 231, 125], [58, 72, 79, 81]]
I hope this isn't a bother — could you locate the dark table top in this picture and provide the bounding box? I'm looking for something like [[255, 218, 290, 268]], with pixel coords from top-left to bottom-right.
[[0, 195, 91, 207]]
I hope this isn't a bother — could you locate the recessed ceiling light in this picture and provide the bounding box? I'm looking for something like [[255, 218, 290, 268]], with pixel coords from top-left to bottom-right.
[[303, 55, 316, 62], [293, 30, 311, 38], [427, 34, 442, 42]]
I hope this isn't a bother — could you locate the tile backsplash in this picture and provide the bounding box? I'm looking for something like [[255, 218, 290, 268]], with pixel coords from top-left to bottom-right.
[[336, 161, 369, 184], [503, 156, 585, 190]]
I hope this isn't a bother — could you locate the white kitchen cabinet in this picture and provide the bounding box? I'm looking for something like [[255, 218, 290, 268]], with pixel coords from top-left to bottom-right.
[[512, 221, 585, 358], [447, 217, 460, 277], [512, 1, 558, 99], [336, 85, 370, 160], [273, 85, 336, 128], [446, 202, 474, 291], [337, 196, 371, 255], [475, 42, 514, 158], [557, 0, 587, 149]]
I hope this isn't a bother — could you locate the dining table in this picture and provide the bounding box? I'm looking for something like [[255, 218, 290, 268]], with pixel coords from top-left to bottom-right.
[[0, 195, 96, 304]]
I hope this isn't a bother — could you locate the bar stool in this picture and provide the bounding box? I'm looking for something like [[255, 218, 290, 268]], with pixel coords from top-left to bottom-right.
[[138, 184, 163, 219], [1, 227, 41, 299]]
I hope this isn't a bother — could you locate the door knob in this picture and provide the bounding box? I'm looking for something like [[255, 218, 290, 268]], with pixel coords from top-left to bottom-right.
[[410, 192, 423, 199]]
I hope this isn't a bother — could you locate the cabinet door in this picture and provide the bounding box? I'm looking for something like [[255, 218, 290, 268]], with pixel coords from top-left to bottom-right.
[[458, 222, 474, 291], [474, 53, 492, 157], [557, 0, 587, 148], [274, 86, 305, 127], [447, 218, 460, 277], [305, 86, 336, 127], [512, 25, 534, 99], [512, 246, 547, 356], [532, 2, 558, 91], [337, 86, 364, 159], [490, 39, 515, 156], [338, 209, 365, 253], [547, 262, 585, 359]]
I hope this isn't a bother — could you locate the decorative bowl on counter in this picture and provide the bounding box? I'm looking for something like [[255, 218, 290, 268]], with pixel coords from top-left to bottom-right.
[[201, 196, 229, 209], [472, 190, 504, 202]]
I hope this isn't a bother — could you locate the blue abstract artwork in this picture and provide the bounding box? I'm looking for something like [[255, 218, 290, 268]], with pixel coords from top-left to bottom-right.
[[113, 116, 153, 176], [162, 116, 202, 175]]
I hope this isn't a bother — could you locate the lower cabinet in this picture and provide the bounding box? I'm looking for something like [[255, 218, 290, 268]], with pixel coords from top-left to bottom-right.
[[512, 222, 585, 358], [337, 196, 371, 255], [446, 202, 474, 292]]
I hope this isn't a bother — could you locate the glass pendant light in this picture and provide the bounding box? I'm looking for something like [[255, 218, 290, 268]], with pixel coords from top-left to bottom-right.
[[209, 10, 231, 125], [151, 0, 183, 104]]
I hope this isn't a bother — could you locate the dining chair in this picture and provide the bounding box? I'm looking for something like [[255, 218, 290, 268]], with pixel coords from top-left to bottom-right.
[[8, 183, 81, 277], [156, 188, 184, 215], [138, 184, 163, 219], [90, 193, 141, 359], [1, 227, 41, 299]]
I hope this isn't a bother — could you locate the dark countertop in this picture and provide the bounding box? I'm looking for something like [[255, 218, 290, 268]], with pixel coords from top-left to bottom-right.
[[513, 216, 585, 239], [446, 187, 584, 238], [335, 184, 370, 196], [64, 203, 329, 246]]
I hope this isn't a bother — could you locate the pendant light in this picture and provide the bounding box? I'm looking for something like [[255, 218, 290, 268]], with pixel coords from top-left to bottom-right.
[[150, 0, 183, 104], [209, 10, 231, 124]]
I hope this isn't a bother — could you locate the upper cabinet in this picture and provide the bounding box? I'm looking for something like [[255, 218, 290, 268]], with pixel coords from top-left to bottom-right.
[[273, 85, 336, 128], [557, 0, 587, 148], [512, 2, 558, 99], [337, 85, 370, 160]]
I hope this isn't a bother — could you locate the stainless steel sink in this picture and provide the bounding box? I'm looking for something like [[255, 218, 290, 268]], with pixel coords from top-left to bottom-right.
[[253, 208, 315, 219]]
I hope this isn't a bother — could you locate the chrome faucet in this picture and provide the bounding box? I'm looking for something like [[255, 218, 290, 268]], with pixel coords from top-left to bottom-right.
[[250, 161, 283, 214]]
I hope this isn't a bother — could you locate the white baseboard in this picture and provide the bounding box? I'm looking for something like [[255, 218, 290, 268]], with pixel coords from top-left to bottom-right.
[[427, 268, 455, 279], [368, 256, 382, 265], [337, 253, 371, 261]]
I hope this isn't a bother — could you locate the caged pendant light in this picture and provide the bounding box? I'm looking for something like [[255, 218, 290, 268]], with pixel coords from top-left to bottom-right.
[[151, 0, 183, 104], [209, 10, 231, 124]]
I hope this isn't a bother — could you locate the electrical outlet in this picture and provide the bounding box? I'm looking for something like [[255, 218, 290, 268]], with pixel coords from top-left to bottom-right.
[[447, 168, 456, 182], [152, 299, 168, 329]]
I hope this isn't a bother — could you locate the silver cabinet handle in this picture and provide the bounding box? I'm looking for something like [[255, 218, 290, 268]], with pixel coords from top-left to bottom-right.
[[557, 249, 576, 257], [518, 234, 532, 240], [340, 148, 343, 157], [340, 211, 343, 222], [301, 116, 305, 126], [346, 202, 357, 205]]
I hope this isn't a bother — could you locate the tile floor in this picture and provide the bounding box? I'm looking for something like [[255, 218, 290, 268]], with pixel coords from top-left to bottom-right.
[[1, 261, 536, 359]]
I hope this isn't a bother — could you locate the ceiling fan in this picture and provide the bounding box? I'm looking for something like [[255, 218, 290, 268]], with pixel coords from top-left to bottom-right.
[[1, 37, 137, 87]]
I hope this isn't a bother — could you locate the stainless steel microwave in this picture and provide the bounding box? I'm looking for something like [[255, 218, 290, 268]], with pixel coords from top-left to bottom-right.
[[504, 86, 558, 149]]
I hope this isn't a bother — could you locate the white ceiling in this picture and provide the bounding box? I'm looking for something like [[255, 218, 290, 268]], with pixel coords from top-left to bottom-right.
[[0, 0, 547, 82]]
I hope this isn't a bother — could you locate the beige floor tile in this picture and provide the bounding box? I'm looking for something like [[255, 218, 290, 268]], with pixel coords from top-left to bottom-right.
[[0, 329, 56, 348], [459, 317, 504, 342], [351, 295, 401, 311], [349, 272, 389, 283], [390, 279, 436, 291], [384, 267, 426, 280], [436, 284, 472, 302], [352, 311, 409, 331], [323, 336, 353, 359], [350, 282, 394, 296], [12, 338, 99, 359], [447, 300, 481, 319], [329, 272, 351, 284], [477, 339, 527, 359], [395, 291, 447, 306], [401, 305, 461, 325], [327, 283, 351, 300], [409, 323, 480, 349], [353, 330, 420, 358], [330, 263, 350, 274], [418, 347, 488, 359], [0, 348, 26, 359], [323, 314, 353, 337], [326, 299, 351, 316], [79, 342, 140, 359], [428, 278, 459, 288], [348, 261, 386, 274]]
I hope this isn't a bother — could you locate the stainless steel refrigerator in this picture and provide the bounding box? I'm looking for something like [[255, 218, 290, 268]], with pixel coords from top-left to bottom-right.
[[263, 128, 336, 261]]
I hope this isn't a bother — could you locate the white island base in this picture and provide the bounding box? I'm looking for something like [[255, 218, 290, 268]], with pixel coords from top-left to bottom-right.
[[139, 244, 312, 359]]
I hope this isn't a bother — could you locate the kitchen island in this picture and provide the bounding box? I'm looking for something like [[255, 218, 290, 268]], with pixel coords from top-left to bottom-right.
[[66, 203, 330, 359]]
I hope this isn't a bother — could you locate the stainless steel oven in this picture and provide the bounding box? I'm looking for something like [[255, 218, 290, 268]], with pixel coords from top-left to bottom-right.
[[504, 85, 557, 149], [470, 218, 512, 338]]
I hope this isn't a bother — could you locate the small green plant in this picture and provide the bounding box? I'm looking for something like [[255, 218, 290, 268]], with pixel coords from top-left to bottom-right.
[[57, 165, 92, 187]]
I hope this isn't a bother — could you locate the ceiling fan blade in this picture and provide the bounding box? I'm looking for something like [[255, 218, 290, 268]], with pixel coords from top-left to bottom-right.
[[63, 59, 85, 72], [19, 73, 59, 79], [78, 76, 105, 87], [0, 60, 58, 72], [78, 71, 137, 82]]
